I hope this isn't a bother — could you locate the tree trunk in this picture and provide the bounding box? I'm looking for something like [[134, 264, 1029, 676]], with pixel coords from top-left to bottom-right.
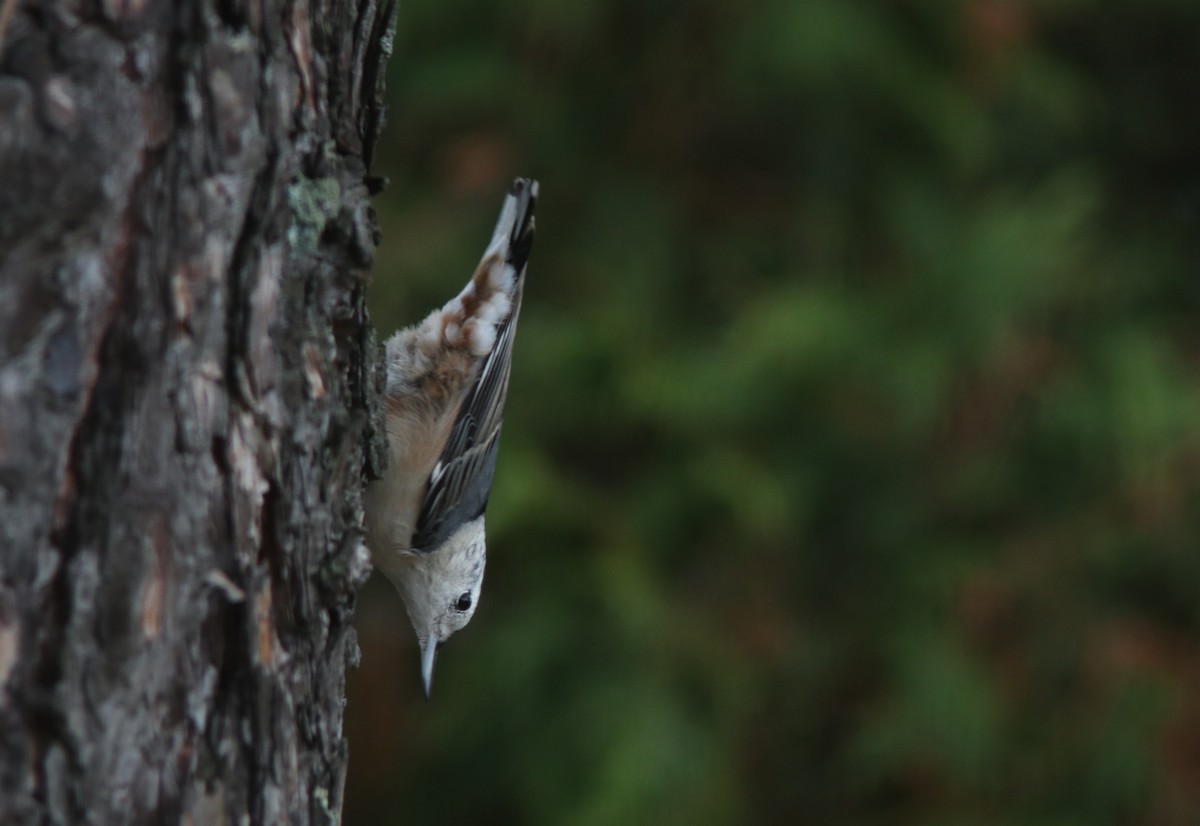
[[0, 0, 394, 821]]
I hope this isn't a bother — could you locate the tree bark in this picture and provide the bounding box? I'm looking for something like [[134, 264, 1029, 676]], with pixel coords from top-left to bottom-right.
[[0, 0, 394, 821]]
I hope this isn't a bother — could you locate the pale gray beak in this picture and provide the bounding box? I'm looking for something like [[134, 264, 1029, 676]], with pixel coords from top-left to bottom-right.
[[420, 638, 438, 700]]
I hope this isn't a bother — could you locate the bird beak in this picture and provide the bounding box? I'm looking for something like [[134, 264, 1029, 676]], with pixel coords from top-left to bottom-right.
[[420, 638, 437, 700]]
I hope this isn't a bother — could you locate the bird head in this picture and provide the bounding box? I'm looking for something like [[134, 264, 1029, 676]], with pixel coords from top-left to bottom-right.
[[392, 518, 487, 698]]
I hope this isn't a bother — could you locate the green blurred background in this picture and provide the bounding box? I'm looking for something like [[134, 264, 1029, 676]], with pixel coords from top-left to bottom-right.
[[345, 1, 1200, 822]]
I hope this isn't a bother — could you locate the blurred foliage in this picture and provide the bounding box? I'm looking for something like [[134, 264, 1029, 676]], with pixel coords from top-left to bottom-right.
[[345, 0, 1200, 823]]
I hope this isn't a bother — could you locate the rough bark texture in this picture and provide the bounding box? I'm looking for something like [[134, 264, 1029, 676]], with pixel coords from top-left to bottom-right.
[[0, 0, 394, 821]]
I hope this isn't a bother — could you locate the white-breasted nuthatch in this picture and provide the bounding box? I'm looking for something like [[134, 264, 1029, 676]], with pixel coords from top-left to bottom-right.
[[365, 178, 537, 698]]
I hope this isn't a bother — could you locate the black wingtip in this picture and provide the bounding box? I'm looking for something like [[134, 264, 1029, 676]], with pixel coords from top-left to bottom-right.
[[507, 178, 538, 270]]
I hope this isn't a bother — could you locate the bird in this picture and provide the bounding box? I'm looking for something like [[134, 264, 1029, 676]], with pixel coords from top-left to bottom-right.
[[365, 178, 537, 699]]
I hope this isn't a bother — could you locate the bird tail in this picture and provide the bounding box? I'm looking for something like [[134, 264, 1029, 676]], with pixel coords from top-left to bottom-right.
[[481, 178, 537, 277], [432, 179, 538, 358], [505, 178, 537, 271]]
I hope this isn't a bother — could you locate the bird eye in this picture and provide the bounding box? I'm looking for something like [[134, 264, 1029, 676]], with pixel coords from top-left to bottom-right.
[[454, 592, 473, 612]]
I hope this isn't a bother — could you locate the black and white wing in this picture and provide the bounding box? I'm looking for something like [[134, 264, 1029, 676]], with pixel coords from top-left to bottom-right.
[[411, 179, 537, 553]]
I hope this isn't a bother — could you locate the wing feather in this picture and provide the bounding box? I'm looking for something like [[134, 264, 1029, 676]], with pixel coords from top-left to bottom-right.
[[411, 292, 520, 552], [411, 180, 535, 552]]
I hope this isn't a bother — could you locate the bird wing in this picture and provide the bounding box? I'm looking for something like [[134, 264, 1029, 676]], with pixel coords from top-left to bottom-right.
[[410, 294, 520, 552], [411, 179, 535, 553]]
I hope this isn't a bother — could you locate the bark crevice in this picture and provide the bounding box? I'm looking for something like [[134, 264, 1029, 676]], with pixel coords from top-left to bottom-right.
[[0, 0, 396, 821]]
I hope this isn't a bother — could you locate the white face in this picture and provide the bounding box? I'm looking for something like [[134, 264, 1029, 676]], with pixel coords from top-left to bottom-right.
[[423, 559, 484, 645], [393, 517, 487, 647]]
